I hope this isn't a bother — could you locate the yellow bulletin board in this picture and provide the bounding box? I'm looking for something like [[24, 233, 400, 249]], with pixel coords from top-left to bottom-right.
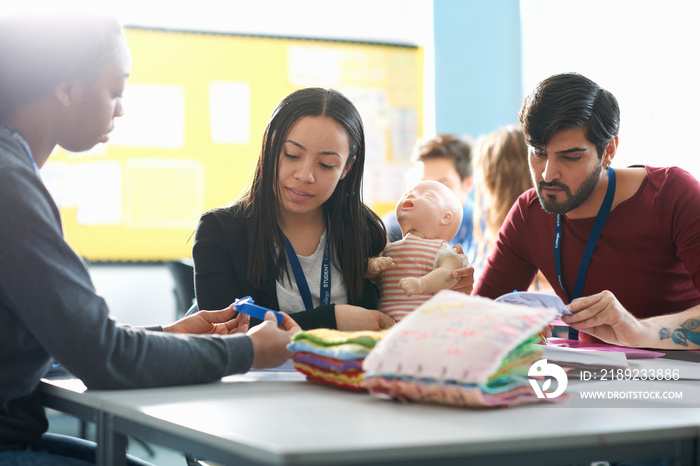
[[41, 27, 423, 262]]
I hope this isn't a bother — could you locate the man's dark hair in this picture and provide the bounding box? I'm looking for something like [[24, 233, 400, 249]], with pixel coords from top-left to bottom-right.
[[518, 73, 620, 158], [412, 134, 473, 180]]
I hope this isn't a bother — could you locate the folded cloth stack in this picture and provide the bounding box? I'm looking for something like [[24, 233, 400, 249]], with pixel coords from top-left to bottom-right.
[[363, 290, 565, 408], [287, 329, 387, 391]]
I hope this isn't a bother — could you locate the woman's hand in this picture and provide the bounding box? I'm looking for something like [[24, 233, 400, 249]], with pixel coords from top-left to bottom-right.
[[335, 304, 395, 331], [248, 312, 301, 369], [449, 244, 474, 294], [163, 304, 250, 335], [450, 264, 474, 294]]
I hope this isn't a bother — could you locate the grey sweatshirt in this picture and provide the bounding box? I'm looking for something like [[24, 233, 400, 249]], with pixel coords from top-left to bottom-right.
[[0, 127, 254, 449]]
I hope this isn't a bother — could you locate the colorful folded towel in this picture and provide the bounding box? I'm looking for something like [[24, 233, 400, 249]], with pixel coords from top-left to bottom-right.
[[287, 329, 386, 391]]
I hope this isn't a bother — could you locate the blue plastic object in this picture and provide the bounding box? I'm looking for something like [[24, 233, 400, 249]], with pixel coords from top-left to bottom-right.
[[233, 296, 284, 325]]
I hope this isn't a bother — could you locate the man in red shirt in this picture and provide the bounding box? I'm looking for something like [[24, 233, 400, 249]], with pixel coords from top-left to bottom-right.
[[466, 72, 700, 350]]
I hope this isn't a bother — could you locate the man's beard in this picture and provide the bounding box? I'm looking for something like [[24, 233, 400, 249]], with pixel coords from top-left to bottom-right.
[[536, 162, 603, 215]]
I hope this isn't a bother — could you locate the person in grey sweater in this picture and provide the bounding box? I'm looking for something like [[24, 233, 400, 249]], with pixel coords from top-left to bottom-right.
[[0, 14, 300, 463]]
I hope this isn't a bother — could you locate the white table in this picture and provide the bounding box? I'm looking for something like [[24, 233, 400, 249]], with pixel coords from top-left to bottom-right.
[[41, 359, 700, 466]]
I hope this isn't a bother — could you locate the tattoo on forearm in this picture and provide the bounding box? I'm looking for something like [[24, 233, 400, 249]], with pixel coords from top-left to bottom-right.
[[659, 319, 700, 347]]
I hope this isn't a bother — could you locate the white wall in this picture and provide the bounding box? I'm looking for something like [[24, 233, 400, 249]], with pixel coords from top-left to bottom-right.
[[116, 0, 431, 45], [521, 0, 700, 178], [89, 264, 177, 326], [5, 0, 436, 135]]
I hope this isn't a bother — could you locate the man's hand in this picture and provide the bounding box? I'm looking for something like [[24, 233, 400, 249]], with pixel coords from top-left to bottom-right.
[[563, 290, 645, 347]]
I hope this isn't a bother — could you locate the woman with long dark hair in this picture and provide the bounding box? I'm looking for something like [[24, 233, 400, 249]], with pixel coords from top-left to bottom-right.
[[194, 88, 394, 330]]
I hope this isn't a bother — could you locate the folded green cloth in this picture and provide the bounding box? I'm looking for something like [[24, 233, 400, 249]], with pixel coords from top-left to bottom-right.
[[291, 328, 386, 349]]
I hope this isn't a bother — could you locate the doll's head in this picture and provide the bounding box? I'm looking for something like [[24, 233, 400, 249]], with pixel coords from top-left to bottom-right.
[[395, 180, 463, 241]]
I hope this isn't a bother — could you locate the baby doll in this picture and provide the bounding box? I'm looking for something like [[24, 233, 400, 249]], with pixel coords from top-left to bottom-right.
[[369, 180, 469, 322]]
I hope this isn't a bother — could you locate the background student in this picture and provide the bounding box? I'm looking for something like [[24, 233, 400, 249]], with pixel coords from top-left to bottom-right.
[[468, 72, 700, 349], [193, 87, 395, 332], [471, 125, 552, 291], [0, 14, 298, 465], [383, 134, 476, 261], [472, 125, 531, 268]]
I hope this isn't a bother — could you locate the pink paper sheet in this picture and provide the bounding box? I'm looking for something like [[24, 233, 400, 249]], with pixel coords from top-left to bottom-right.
[[545, 338, 664, 359]]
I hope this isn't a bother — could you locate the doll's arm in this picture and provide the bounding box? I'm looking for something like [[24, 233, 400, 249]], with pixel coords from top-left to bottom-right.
[[399, 255, 462, 297], [367, 256, 395, 278]]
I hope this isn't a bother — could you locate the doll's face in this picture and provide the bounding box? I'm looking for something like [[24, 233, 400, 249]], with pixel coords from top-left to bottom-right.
[[395, 180, 463, 241]]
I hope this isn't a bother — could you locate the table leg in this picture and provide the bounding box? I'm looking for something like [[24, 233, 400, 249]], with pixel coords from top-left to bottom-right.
[[96, 411, 128, 466]]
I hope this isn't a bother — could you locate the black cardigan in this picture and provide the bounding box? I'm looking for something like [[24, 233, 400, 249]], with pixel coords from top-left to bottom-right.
[[192, 204, 383, 329]]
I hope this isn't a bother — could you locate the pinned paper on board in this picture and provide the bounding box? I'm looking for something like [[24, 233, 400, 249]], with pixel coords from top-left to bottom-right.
[[209, 81, 251, 145], [109, 83, 185, 149], [74, 161, 122, 226]]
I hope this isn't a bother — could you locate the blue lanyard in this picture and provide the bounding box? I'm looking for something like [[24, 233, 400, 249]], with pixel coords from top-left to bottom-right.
[[279, 215, 331, 310], [1, 123, 41, 178], [554, 167, 615, 339]]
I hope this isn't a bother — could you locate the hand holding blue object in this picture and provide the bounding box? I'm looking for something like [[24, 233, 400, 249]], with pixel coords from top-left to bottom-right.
[[233, 296, 284, 326]]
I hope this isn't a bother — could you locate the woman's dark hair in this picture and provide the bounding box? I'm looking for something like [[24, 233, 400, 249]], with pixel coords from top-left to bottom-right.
[[0, 14, 123, 119], [518, 72, 620, 158], [239, 87, 386, 301]]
